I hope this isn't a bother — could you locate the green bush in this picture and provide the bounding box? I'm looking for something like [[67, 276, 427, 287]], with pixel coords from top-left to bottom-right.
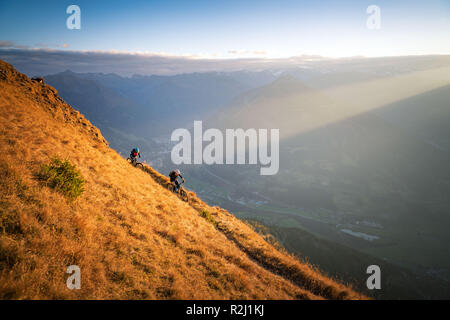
[[38, 156, 84, 200], [200, 210, 217, 228]]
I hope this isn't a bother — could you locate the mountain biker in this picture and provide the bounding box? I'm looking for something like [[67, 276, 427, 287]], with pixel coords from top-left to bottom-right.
[[130, 147, 141, 162], [169, 169, 185, 193]]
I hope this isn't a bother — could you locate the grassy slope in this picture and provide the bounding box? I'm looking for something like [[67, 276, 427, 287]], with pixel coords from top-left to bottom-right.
[[0, 60, 364, 300]]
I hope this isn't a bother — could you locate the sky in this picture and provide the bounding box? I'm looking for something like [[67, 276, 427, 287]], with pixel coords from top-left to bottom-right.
[[0, 0, 449, 75]]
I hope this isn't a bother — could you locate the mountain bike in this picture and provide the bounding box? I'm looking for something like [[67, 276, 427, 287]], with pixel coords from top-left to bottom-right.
[[126, 157, 144, 168], [169, 180, 189, 202]]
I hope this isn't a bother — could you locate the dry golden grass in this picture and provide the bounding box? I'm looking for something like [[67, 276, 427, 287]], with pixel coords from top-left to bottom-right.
[[0, 60, 366, 300]]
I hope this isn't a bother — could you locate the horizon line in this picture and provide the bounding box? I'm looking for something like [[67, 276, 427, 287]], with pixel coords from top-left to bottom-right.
[[1, 47, 450, 61]]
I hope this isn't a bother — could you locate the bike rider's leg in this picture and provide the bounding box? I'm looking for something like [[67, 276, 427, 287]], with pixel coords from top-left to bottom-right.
[[174, 180, 180, 193]]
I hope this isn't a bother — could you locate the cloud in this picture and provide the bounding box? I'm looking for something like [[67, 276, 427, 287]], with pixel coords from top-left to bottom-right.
[[228, 50, 268, 56], [1, 40, 70, 50], [0, 40, 30, 49], [0, 41, 14, 48], [252, 50, 267, 55], [0, 48, 327, 76]]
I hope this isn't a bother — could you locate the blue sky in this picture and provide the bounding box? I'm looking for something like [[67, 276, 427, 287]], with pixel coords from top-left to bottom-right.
[[1, 0, 449, 58]]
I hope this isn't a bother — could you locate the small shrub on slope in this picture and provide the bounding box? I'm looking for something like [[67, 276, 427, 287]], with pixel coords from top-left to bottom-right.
[[37, 156, 84, 200], [200, 210, 217, 228]]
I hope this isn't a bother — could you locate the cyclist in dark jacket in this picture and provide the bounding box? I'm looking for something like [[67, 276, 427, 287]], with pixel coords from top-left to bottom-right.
[[169, 169, 184, 193]]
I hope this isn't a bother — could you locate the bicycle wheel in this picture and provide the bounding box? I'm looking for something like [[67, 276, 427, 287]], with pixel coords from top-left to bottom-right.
[[179, 188, 189, 202], [135, 162, 144, 168]]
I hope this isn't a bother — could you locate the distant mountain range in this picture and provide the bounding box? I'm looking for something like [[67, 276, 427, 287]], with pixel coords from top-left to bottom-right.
[[45, 70, 277, 138]]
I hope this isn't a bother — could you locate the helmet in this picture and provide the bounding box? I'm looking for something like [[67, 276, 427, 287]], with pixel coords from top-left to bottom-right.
[[135, 147, 140, 153], [176, 169, 181, 175]]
